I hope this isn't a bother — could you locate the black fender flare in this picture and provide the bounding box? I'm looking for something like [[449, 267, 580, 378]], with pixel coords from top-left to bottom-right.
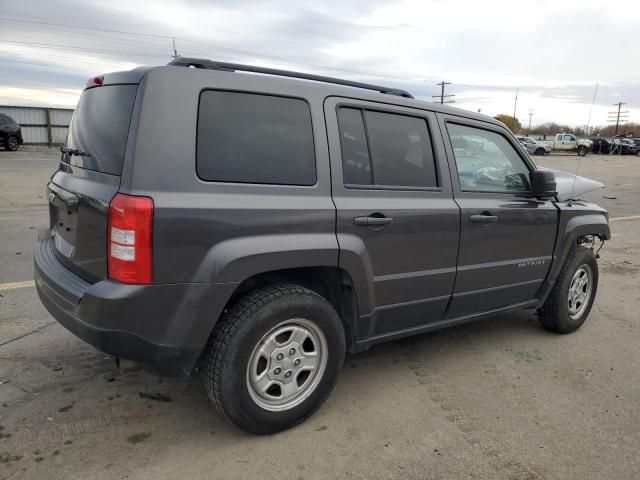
[[537, 212, 610, 305]]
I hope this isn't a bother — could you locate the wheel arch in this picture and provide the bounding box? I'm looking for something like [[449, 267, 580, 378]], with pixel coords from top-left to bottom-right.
[[202, 266, 359, 351], [536, 211, 610, 306], [223, 266, 360, 352]]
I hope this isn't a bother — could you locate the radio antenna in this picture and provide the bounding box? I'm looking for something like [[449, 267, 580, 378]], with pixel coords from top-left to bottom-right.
[[569, 82, 598, 206], [567, 157, 581, 207]]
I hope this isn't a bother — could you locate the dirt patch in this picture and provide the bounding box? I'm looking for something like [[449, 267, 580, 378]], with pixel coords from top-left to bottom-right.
[[127, 432, 151, 444], [602, 263, 639, 275]]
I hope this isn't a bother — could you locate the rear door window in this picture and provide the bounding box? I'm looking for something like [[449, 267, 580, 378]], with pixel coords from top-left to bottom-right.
[[66, 85, 138, 175], [365, 111, 437, 188], [337, 107, 438, 188], [197, 91, 316, 185], [337, 108, 372, 185]]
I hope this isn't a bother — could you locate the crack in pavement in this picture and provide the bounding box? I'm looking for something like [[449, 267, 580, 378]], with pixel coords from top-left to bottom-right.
[[0, 321, 56, 348]]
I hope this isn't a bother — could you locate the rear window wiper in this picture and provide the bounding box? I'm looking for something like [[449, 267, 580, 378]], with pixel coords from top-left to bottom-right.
[[60, 146, 91, 157]]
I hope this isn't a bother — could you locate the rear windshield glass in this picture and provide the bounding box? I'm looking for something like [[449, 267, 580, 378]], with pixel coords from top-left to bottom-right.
[[65, 85, 137, 175]]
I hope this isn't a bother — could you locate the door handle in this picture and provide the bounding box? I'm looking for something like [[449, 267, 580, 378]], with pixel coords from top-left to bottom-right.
[[470, 214, 498, 223], [353, 216, 393, 226]]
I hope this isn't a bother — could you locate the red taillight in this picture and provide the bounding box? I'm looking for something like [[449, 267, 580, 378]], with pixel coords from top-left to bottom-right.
[[87, 75, 104, 87], [108, 193, 153, 284]]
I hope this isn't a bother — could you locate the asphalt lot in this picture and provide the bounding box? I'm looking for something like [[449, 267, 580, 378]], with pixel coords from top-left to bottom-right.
[[1, 148, 639, 480]]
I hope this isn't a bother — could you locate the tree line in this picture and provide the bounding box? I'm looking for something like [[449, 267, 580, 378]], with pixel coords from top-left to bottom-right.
[[494, 114, 639, 137]]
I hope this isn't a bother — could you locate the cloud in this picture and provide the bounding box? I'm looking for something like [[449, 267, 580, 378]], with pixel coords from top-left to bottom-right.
[[0, 0, 638, 124]]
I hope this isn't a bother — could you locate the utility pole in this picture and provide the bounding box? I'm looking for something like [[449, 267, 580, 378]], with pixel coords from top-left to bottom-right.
[[512, 88, 519, 120], [528, 109, 533, 132], [608, 102, 628, 136], [432, 81, 455, 104], [172, 37, 178, 58]]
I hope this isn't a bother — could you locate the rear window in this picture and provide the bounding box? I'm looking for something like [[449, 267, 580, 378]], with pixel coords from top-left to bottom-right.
[[197, 91, 316, 185], [65, 85, 137, 175]]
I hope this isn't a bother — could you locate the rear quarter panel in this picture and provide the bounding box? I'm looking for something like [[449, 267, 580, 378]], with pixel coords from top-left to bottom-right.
[[121, 67, 338, 284]]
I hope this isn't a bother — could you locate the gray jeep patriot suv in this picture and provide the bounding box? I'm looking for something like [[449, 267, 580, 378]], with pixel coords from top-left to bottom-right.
[[34, 57, 610, 434]]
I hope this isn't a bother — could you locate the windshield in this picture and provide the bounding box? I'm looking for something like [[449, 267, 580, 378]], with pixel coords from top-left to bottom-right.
[[65, 84, 137, 175]]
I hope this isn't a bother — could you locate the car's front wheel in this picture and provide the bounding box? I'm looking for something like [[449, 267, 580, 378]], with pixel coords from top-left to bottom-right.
[[578, 145, 588, 156], [538, 246, 598, 333], [5, 134, 19, 151], [202, 284, 345, 434], [535, 147, 546, 155]]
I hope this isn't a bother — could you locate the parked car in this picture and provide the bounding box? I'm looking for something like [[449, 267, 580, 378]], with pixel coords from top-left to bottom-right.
[[517, 136, 551, 155], [621, 138, 636, 155], [0, 113, 23, 151], [34, 57, 611, 434], [588, 137, 611, 154], [539, 133, 592, 156]]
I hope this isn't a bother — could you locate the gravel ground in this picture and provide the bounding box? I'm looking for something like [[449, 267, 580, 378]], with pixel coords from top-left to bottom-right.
[[0, 148, 639, 480]]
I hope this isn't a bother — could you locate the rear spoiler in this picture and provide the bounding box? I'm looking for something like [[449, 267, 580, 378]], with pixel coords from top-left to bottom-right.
[[85, 66, 153, 89]]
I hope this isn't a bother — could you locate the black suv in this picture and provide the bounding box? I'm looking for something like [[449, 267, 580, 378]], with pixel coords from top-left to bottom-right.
[[0, 113, 23, 151], [35, 58, 610, 434]]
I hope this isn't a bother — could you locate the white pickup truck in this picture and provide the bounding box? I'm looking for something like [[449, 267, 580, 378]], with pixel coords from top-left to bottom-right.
[[538, 133, 592, 156]]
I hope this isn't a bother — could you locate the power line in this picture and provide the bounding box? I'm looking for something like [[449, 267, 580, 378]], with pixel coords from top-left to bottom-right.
[[0, 17, 173, 40], [0, 58, 53, 67], [0, 16, 415, 82], [432, 81, 454, 104], [608, 102, 628, 136], [0, 39, 171, 58]]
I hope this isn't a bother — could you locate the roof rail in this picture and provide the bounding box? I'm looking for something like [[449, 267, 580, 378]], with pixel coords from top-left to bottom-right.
[[167, 57, 414, 99]]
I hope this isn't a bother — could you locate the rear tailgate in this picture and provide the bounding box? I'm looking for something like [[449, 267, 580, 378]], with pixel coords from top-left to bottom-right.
[[49, 83, 138, 282]]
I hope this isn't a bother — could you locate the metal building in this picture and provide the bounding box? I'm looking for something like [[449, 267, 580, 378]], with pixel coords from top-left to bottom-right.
[[0, 105, 74, 145]]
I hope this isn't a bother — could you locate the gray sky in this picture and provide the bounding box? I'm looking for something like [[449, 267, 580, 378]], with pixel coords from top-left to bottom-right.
[[0, 0, 638, 127]]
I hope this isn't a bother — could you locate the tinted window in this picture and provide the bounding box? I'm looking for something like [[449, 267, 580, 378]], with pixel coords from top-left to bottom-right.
[[447, 123, 531, 192], [197, 91, 316, 185], [0, 115, 7, 126], [365, 111, 437, 188], [66, 85, 138, 175], [337, 108, 372, 185], [337, 108, 438, 188]]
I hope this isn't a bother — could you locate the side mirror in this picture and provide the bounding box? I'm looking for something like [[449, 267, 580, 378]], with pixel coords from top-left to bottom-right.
[[530, 170, 557, 198]]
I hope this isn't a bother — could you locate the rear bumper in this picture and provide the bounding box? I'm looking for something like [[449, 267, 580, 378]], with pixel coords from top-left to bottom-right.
[[34, 233, 237, 377]]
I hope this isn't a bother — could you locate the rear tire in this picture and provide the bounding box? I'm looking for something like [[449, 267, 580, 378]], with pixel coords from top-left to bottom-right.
[[5, 134, 19, 151], [202, 284, 345, 434], [538, 246, 598, 333]]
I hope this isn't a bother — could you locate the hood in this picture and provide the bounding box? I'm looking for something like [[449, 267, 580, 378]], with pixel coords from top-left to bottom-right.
[[539, 168, 604, 201]]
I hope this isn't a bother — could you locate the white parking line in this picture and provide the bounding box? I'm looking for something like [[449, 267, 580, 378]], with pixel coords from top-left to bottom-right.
[[610, 215, 640, 222], [0, 280, 35, 291]]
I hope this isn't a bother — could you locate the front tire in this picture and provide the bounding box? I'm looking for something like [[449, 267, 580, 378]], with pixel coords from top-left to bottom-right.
[[538, 246, 598, 333], [535, 147, 545, 155], [202, 284, 345, 434], [578, 145, 588, 156]]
